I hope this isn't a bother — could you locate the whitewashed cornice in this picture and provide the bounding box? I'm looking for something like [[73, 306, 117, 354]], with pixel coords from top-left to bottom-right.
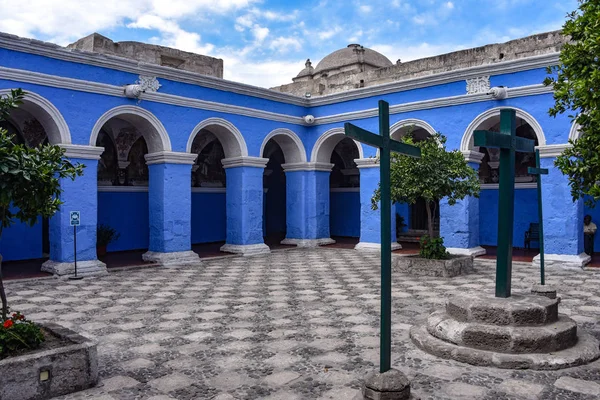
[[145, 151, 198, 165], [192, 187, 226, 193], [354, 158, 379, 168], [481, 183, 538, 190], [59, 144, 104, 160], [98, 186, 148, 192], [462, 150, 485, 164], [281, 162, 334, 172], [330, 187, 360, 192], [221, 156, 269, 169], [536, 143, 571, 158]]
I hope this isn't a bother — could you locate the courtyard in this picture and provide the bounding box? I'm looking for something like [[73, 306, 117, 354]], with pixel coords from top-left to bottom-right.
[[5, 248, 600, 400]]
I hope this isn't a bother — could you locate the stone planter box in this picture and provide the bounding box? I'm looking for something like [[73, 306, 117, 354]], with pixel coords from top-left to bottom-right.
[[0, 322, 98, 400], [393, 254, 473, 277]]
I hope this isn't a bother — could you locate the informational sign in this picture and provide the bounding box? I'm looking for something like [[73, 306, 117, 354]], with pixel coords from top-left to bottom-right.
[[70, 211, 81, 227]]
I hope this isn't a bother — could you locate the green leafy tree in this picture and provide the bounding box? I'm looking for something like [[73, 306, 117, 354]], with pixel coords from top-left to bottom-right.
[[0, 89, 84, 321], [373, 132, 480, 240], [544, 0, 600, 206]]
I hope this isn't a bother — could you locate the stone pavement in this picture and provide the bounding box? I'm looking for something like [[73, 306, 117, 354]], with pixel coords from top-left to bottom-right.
[[5, 248, 600, 400]]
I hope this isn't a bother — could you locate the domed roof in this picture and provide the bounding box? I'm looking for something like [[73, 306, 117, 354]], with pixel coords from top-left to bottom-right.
[[314, 44, 392, 73]]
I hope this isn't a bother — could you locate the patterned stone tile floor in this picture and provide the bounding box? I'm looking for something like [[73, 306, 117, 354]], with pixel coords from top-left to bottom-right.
[[5, 248, 600, 400]]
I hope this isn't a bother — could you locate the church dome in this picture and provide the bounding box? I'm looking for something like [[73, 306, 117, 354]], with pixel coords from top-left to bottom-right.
[[314, 44, 392, 73]]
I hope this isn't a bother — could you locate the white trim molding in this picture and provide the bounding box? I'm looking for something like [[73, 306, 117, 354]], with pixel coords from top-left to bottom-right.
[[260, 128, 307, 163], [310, 127, 364, 163], [186, 117, 248, 158], [59, 144, 104, 160], [481, 183, 538, 190], [461, 106, 547, 152], [536, 143, 571, 158], [0, 89, 71, 145], [220, 243, 271, 255], [355, 242, 402, 251], [447, 246, 486, 257], [390, 118, 437, 139], [330, 187, 360, 193], [462, 150, 485, 164], [98, 186, 149, 192], [569, 122, 581, 141], [354, 158, 379, 169], [280, 238, 336, 247], [533, 253, 591, 269], [90, 105, 171, 153], [282, 162, 334, 172], [221, 156, 269, 169], [145, 151, 198, 165]]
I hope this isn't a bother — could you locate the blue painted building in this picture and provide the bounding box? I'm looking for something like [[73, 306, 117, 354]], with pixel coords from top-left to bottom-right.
[[0, 30, 591, 275]]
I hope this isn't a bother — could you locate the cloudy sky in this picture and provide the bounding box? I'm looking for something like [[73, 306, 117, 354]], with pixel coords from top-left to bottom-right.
[[0, 0, 577, 88]]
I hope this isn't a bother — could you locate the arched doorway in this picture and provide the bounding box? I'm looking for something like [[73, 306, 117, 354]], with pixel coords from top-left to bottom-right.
[[262, 140, 287, 244], [462, 108, 544, 249], [390, 120, 439, 240]]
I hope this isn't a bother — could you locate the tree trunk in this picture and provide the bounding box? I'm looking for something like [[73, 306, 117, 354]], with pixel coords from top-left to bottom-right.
[[425, 200, 434, 238], [0, 254, 7, 321]]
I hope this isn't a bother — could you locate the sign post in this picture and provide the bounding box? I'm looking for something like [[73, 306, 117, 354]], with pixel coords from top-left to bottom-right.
[[69, 211, 83, 281], [528, 149, 548, 285], [344, 100, 420, 373], [474, 109, 535, 297]]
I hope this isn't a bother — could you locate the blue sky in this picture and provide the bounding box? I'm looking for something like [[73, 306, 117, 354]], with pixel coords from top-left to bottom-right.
[[0, 0, 577, 88]]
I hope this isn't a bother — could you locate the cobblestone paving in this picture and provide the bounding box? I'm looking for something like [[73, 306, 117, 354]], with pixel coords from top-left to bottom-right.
[[5, 248, 600, 400]]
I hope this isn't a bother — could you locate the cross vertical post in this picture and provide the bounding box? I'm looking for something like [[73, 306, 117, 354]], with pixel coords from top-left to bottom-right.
[[528, 149, 548, 285]]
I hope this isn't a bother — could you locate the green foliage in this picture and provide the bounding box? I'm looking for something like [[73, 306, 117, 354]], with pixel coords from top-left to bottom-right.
[[0, 89, 85, 321], [419, 235, 449, 260], [97, 224, 120, 247], [395, 213, 406, 238], [373, 132, 480, 239], [544, 0, 600, 206], [0, 311, 45, 359]]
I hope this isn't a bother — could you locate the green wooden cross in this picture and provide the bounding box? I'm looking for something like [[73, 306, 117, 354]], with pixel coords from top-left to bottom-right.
[[344, 100, 420, 373], [528, 149, 548, 285], [474, 109, 535, 298]]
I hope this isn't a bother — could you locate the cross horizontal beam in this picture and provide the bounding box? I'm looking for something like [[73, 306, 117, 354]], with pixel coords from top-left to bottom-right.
[[344, 122, 421, 158], [474, 130, 535, 153], [528, 167, 548, 175]]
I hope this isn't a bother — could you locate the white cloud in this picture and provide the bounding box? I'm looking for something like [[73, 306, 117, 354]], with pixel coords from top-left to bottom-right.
[[251, 25, 270, 43], [370, 42, 466, 64], [359, 5, 372, 13], [269, 37, 303, 54], [318, 26, 342, 40]]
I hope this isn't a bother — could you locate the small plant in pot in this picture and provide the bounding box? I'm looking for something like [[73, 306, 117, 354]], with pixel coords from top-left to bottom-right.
[[97, 224, 120, 256]]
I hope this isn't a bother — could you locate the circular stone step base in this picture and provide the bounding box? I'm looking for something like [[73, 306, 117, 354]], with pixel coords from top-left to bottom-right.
[[410, 324, 600, 370]]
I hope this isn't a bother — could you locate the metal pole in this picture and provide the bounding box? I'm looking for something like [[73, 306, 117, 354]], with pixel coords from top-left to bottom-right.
[[69, 224, 83, 280], [378, 100, 391, 373], [536, 149, 545, 285]]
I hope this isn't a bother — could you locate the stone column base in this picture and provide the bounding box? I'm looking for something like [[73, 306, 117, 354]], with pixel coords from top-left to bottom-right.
[[447, 246, 486, 257], [280, 238, 336, 247], [533, 253, 591, 269], [142, 250, 201, 266], [360, 368, 411, 400], [355, 242, 402, 251], [220, 243, 271, 256], [41, 259, 107, 277]]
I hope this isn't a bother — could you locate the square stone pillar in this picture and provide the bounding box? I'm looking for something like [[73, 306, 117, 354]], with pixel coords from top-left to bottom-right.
[[442, 151, 486, 256], [534, 145, 589, 268], [354, 158, 399, 251], [281, 162, 336, 247], [220, 157, 270, 255], [142, 151, 200, 265], [42, 145, 107, 277]]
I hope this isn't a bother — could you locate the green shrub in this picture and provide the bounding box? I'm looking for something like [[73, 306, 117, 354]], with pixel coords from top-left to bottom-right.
[[97, 224, 120, 247], [419, 235, 449, 260], [0, 311, 45, 359]]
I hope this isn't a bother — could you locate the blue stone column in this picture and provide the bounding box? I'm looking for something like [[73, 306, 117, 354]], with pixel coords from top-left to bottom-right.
[[142, 152, 200, 265], [281, 163, 336, 247], [42, 145, 107, 276], [442, 151, 486, 256], [220, 157, 270, 255], [354, 159, 399, 250], [534, 146, 589, 268]]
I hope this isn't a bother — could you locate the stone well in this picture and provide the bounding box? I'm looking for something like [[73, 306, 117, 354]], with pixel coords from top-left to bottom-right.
[[410, 293, 600, 370], [393, 255, 473, 278]]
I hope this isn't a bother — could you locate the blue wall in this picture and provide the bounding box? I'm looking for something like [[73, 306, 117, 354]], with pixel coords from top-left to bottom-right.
[[98, 192, 149, 252], [192, 192, 226, 243], [395, 203, 410, 233], [0, 218, 42, 261], [479, 188, 539, 248], [330, 191, 360, 237]]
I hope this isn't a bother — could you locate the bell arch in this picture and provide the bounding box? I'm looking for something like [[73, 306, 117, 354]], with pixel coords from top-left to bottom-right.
[[186, 117, 248, 158], [260, 128, 307, 163], [390, 118, 437, 142], [310, 127, 364, 163]]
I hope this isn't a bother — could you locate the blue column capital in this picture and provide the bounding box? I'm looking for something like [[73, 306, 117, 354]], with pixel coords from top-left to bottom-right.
[[145, 151, 198, 166], [222, 156, 268, 169]]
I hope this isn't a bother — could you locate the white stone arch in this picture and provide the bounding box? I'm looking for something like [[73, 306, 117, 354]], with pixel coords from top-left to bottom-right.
[[0, 89, 71, 145], [90, 105, 171, 153], [260, 128, 307, 163], [390, 118, 437, 141], [569, 122, 581, 141], [310, 127, 364, 163], [460, 107, 546, 151], [186, 117, 248, 158]]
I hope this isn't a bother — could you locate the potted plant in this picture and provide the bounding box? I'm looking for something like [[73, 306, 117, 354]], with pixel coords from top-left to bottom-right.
[[373, 131, 480, 277], [97, 224, 120, 256], [0, 89, 97, 400]]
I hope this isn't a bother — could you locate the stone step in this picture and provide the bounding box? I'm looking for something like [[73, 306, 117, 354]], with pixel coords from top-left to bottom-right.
[[426, 310, 578, 354], [446, 294, 559, 326]]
